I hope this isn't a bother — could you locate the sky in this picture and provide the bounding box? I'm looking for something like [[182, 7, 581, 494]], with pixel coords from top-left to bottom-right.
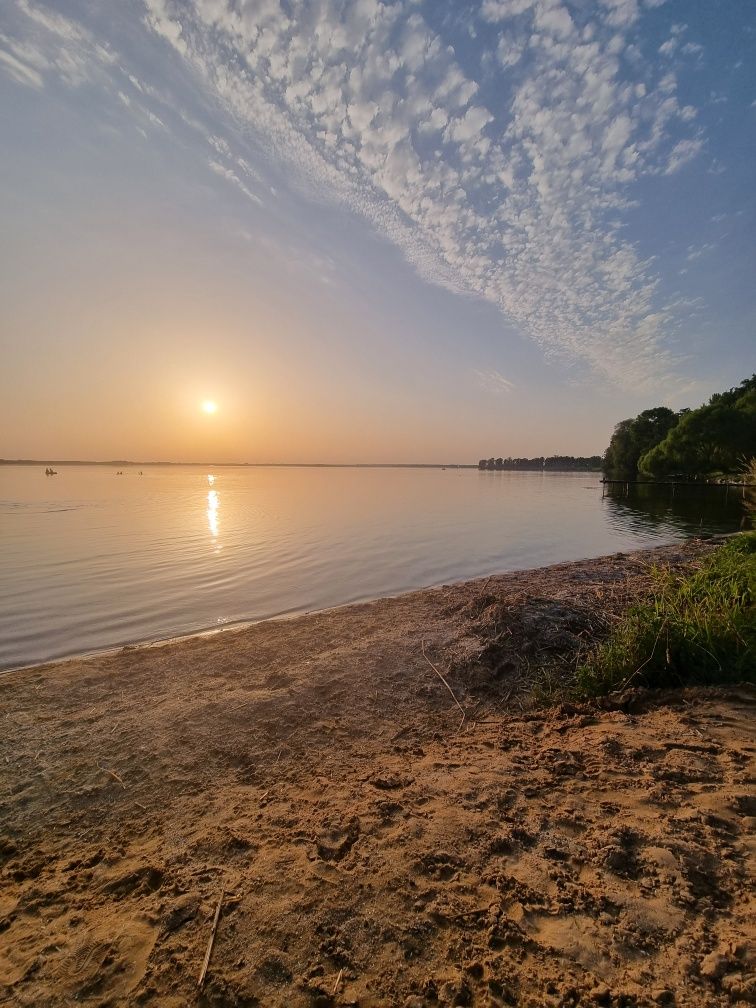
[[0, 0, 754, 464]]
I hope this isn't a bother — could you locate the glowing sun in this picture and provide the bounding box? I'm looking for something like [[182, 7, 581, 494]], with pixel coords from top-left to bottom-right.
[[201, 399, 218, 415]]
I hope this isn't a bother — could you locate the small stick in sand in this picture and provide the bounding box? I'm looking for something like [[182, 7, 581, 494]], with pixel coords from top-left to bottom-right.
[[99, 766, 126, 788], [198, 887, 225, 989], [332, 968, 343, 995], [421, 640, 466, 730]]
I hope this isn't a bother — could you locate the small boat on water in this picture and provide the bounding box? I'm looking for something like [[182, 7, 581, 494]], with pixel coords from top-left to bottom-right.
[[44, 467, 58, 475]]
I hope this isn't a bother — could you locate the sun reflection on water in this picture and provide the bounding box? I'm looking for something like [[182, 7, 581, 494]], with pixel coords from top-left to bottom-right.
[[206, 475, 220, 548], [207, 490, 219, 537]]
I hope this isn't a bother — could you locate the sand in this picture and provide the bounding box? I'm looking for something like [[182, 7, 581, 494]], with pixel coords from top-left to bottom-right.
[[0, 540, 753, 1007]]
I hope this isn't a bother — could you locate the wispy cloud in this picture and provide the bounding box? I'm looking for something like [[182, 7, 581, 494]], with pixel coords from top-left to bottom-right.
[[1, 0, 115, 90], [208, 159, 262, 205], [664, 138, 705, 174], [473, 368, 515, 395], [686, 241, 717, 261], [0, 41, 44, 88]]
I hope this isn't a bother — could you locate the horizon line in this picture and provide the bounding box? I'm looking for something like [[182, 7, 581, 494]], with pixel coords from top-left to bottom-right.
[[0, 458, 604, 469], [1, 459, 478, 469]]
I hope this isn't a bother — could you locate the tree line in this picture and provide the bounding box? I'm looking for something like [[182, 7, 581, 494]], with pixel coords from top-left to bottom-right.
[[478, 456, 603, 471], [603, 374, 756, 479]]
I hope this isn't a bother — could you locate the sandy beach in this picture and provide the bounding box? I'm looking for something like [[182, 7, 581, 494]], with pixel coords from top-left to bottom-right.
[[1, 540, 753, 1007]]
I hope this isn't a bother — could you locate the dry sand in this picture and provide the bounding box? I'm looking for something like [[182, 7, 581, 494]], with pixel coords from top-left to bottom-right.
[[0, 540, 753, 1007]]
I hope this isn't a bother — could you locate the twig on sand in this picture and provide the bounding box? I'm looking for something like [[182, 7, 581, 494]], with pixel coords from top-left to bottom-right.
[[198, 886, 225, 990], [421, 640, 466, 730], [98, 766, 126, 788], [449, 905, 490, 920], [332, 968, 344, 995], [389, 725, 412, 742]]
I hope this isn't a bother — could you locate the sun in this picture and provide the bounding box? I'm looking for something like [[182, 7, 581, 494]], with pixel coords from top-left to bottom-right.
[[201, 399, 218, 415]]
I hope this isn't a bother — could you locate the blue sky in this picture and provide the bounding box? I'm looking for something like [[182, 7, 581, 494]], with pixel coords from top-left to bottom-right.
[[0, 0, 754, 463]]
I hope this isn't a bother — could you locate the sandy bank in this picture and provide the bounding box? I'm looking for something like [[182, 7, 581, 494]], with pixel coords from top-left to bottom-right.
[[1, 540, 753, 1007]]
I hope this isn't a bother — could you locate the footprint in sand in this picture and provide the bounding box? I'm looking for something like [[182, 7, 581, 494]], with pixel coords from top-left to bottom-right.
[[315, 816, 360, 862]]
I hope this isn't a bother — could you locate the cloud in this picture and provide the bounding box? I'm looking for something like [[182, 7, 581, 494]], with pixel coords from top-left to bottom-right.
[[686, 241, 717, 261], [681, 41, 703, 57], [481, 1, 537, 22], [134, 0, 708, 392], [658, 24, 703, 61], [664, 138, 704, 174], [4, 1, 708, 394], [473, 368, 515, 395], [496, 33, 526, 68], [0, 41, 44, 88], [443, 105, 492, 144], [535, 3, 575, 38], [208, 159, 263, 205], [2, 0, 115, 89], [16, 0, 87, 41], [599, 0, 641, 30], [143, 0, 187, 56]]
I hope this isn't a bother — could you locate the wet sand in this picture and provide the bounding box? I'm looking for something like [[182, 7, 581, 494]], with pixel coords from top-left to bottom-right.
[[1, 540, 753, 1007]]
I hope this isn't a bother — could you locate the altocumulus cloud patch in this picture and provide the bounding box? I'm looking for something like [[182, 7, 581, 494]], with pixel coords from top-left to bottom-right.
[[1, 0, 714, 391], [140, 0, 707, 391]]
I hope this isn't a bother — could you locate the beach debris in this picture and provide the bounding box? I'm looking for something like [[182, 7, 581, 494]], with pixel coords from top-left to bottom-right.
[[451, 593, 613, 694], [98, 765, 126, 788], [198, 886, 225, 989], [421, 639, 466, 729], [332, 968, 343, 995]]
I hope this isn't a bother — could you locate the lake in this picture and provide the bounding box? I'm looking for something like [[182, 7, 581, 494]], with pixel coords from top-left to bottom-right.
[[0, 465, 750, 670]]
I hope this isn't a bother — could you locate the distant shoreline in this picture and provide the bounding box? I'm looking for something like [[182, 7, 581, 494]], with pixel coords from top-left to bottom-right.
[[0, 460, 602, 470], [2, 459, 482, 469]]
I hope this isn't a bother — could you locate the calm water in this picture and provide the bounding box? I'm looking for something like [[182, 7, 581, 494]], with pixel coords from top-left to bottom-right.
[[0, 465, 750, 670]]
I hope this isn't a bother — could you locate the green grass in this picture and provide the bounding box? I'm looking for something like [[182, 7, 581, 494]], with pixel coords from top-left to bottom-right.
[[574, 532, 756, 697]]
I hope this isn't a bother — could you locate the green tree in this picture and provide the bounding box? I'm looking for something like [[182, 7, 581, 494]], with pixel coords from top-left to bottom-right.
[[604, 407, 679, 477], [640, 376, 756, 477]]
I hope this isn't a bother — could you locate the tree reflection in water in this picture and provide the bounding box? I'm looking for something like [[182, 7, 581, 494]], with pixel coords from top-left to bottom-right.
[[602, 482, 753, 538]]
